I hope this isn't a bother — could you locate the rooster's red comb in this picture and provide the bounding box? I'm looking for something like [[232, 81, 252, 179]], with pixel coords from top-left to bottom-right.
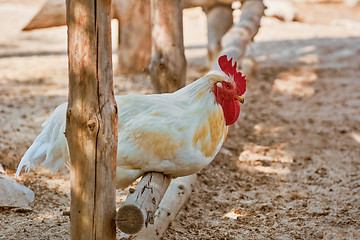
[[218, 55, 246, 95]]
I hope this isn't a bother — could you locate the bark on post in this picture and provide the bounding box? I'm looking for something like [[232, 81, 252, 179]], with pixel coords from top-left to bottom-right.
[[149, 0, 186, 93], [113, 0, 152, 75], [205, 4, 233, 67], [212, 0, 265, 70], [66, 0, 117, 239], [116, 172, 171, 234]]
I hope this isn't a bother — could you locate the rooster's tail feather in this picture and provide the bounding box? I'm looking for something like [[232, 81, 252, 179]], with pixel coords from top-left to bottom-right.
[[15, 103, 69, 178]]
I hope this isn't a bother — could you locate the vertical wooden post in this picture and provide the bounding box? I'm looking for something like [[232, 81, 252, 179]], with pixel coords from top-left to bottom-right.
[[149, 0, 186, 93], [205, 4, 233, 66], [113, 0, 152, 75], [66, 0, 117, 239]]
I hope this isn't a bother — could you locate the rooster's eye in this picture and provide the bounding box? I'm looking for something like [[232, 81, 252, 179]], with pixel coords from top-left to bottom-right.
[[225, 83, 231, 89]]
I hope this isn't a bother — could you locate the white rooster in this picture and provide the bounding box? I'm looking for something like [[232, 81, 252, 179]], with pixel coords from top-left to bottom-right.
[[15, 55, 246, 188]]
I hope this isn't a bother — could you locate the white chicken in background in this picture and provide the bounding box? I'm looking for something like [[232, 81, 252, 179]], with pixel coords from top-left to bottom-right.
[[15, 55, 246, 188]]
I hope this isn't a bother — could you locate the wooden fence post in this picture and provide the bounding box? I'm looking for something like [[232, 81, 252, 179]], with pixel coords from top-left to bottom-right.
[[205, 4, 233, 66], [66, 0, 117, 239], [113, 0, 152, 75], [149, 0, 186, 93]]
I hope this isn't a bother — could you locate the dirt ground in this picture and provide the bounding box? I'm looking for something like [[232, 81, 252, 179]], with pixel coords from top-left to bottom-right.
[[1, 1, 360, 239]]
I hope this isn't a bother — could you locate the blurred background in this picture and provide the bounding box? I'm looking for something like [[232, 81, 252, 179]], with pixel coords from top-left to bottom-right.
[[0, 0, 359, 239]]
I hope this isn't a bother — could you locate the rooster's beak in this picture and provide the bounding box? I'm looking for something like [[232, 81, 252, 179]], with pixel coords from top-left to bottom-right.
[[236, 95, 245, 104]]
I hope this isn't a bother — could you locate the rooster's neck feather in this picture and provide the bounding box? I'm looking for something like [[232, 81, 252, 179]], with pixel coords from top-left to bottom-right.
[[173, 73, 225, 106]]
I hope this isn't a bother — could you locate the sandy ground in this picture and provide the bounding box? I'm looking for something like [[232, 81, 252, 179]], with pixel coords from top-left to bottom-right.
[[1, 1, 360, 239]]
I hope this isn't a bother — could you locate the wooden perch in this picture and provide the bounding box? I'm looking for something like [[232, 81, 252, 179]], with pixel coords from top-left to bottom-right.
[[133, 174, 197, 240], [116, 172, 171, 234], [212, 0, 265, 70]]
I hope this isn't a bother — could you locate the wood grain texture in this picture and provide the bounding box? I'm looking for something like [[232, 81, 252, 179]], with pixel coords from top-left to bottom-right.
[[66, 0, 117, 239]]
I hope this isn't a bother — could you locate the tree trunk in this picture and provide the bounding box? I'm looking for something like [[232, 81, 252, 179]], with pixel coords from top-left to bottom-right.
[[149, 0, 186, 93], [113, 0, 152, 75], [66, 0, 117, 239]]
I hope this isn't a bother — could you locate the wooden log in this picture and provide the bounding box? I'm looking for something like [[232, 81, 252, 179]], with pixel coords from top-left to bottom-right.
[[66, 0, 117, 239], [149, 0, 186, 93], [133, 174, 197, 240], [113, 0, 152, 75], [23, 0, 118, 31], [116, 172, 171, 234], [205, 4, 234, 67], [212, 0, 265, 70], [22, 0, 66, 31]]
